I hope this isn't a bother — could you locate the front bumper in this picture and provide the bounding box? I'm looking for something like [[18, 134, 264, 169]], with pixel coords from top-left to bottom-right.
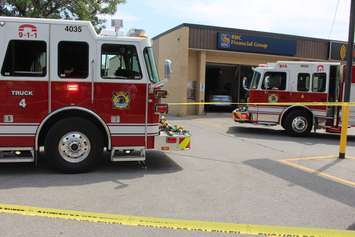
[[155, 131, 191, 152], [232, 108, 251, 123]]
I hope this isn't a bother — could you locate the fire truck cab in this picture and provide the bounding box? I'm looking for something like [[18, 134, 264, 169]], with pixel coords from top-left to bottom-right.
[[233, 61, 355, 136], [0, 17, 190, 173]]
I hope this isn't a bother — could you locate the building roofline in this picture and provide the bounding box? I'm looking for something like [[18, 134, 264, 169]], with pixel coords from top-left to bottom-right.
[[152, 23, 187, 40], [153, 23, 346, 44]]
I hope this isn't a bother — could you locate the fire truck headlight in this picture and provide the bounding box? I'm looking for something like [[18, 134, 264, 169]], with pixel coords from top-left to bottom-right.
[[0, 21, 5, 27]]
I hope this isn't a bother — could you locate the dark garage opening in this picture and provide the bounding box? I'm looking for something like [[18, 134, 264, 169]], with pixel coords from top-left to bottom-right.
[[205, 63, 254, 112]]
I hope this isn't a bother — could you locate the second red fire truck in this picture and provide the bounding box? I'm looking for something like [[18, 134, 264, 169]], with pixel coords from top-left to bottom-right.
[[0, 17, 190, 173], [233, 61, 355, 136]]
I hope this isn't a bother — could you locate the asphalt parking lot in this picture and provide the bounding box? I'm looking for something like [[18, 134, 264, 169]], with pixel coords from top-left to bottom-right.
[[0, 113, 355, 237]]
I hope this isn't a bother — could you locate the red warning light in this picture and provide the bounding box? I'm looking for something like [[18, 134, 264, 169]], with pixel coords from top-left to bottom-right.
[[67, 84, 79, 92]]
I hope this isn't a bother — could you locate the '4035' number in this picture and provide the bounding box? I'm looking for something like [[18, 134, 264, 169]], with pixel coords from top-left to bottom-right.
[[65, 26, 82, 33]]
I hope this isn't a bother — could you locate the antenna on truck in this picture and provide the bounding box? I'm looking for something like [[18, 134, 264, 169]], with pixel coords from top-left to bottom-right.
[[111, 19, 123, 34], [100, 19, 124, 37]]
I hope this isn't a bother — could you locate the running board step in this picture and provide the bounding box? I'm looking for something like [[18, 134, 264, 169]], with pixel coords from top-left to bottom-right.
[[0, 148, 35, 163], [111, 147, 146, 162]]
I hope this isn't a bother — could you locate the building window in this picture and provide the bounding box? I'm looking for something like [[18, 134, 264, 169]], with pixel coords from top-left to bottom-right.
[[1, 40, 46, 77], [262, 72, 287, 90], [58, 41, 89, 79], [297, 73, 310, 92], [312, 73, 326, 92], [101, 44, 142, 80]]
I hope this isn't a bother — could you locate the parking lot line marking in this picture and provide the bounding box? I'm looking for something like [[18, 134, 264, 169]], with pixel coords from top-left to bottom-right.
[[279, 158, 355, 188], [282, 156, 336, 162], [0, 203, 354, 237], [282, 156, 355, 162]]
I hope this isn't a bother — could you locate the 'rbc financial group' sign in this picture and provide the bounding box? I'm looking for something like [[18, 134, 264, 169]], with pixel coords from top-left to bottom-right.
[[217, 32, 297, 56]]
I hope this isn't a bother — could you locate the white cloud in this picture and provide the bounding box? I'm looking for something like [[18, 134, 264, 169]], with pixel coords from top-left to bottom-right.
[[146, 0, 350, 40]]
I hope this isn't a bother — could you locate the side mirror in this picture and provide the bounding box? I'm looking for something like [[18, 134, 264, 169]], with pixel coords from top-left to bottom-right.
[[242, 77, 249, 91], [164, 59, 173, 80]]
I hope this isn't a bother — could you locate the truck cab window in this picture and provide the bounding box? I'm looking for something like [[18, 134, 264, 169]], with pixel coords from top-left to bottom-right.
[[261, 72, 286, 90], [250, 71, 261, 89], [312, 73, 326, 92], [144, 47, 160, 83], [1, 40, 46, 77], [101, 44, 142, 80], [297, 73, 310, 92], [58, 41, 89, 79]]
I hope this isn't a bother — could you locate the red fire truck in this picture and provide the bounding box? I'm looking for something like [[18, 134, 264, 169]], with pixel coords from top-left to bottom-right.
[[0, 17, 190, 173], [233, 61, 355, 136]]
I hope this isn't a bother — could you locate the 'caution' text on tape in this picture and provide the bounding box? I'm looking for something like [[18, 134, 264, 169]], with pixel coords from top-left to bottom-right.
[[0, 203, 354, 237]]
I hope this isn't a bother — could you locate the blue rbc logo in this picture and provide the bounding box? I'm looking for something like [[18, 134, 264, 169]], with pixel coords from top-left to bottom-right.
[[219, 33, 231, 49]]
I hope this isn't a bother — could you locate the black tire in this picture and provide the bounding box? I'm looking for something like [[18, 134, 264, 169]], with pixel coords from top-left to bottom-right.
[[44, 117, 104, 173], [284, 110, 313, 137], [281, 122, 286, 130]]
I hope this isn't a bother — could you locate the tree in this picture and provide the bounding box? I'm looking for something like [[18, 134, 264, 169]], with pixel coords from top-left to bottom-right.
[[0, 0, 125, 31]]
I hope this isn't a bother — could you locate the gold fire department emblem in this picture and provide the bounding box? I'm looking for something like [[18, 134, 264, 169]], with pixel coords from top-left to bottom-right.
[[112, 91, 130, 109], [268, 94, 279, 103]]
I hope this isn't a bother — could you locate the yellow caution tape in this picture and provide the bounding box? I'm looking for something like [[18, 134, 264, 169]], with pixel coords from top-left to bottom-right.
[[0, 203, 354, 236], [168, 102, 355, 107]]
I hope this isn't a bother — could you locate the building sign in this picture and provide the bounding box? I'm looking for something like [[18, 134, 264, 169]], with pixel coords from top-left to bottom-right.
[[329, 42, 355, 61], [217, 32, 297, 56]]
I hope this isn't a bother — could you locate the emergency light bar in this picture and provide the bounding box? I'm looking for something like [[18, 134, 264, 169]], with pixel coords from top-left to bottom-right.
[[127, 29, 148, 38]]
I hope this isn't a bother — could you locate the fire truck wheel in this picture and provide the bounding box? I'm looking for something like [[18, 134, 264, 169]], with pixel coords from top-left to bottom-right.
[[44, 117, 103, 173], [284, 110, 313, 137]]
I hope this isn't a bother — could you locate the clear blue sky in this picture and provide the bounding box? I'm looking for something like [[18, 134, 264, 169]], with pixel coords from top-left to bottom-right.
[[107, 0, 351, 41]]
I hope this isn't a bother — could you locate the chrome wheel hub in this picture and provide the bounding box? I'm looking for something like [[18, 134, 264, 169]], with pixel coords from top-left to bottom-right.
[[58, 132, 91, 163], [292, 116, 308, 133]]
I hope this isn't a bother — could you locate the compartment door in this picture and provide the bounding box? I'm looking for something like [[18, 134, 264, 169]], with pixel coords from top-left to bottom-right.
[[0, 21, 49, 124], [95, 41, 152, 146], [49, 23, 95, 112], [257, 71, 289, 123]]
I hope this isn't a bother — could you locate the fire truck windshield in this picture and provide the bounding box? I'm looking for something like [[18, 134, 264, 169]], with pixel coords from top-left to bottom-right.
[[250, 71, 261, 89], [144, 47, 160, 83]]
